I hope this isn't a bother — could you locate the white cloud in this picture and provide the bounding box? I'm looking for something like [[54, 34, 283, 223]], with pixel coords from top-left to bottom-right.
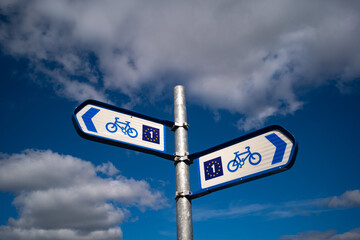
[[282, 230, 337, 240], [193, 203, 270, 221], [0, 149, 95, 192], [271, 190, 360, 219], [0, 149, 169, 240], [281, 228, 360, 240], [1, 0, 360, 129], [193, 190, 360, 222], [0, 226, 123, 240], [316, 190, 360, 208], [96, 161, 120, 176]]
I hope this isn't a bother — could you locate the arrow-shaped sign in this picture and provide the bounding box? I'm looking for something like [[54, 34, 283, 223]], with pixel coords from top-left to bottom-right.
[[72, 100, 175, 160], [190, 125, 298, 199]]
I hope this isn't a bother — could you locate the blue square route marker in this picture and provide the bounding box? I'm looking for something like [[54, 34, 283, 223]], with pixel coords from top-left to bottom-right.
[[204, 157, 224, 180]]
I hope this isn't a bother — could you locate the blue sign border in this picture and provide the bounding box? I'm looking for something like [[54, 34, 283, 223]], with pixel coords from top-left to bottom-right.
[[72, 99, 175, 161], [190, 125, 298, 199]]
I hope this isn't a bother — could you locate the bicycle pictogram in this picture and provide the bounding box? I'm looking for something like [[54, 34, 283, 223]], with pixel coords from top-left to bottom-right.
[[106, 117, 138, 138], [227, 146, 262, 172]]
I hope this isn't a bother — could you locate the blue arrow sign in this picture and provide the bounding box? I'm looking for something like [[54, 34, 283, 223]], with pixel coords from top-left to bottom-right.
[[82, 107, 100, 133], [190, 125, 298, 199], [73, 99, 175, 161], [265, 133, 287, 165]]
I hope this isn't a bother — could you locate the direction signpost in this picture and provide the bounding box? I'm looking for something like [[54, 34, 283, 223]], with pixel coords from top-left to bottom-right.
[[72, 86, 298, 240], [189, 125, 298, 199], [73, 99, 174, 160]]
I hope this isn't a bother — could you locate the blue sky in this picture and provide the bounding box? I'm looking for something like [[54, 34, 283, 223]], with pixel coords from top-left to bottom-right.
[[0, 1, 360, 239]]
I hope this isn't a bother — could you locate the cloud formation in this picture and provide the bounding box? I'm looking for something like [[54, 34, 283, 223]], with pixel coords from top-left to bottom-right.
[[193, 190, 360, 221], [281, 227, 360, 240], [0, 149, 169, 240], [316, 190, 360, 208], [1, 0, 360, 129], [194, 203, 270, 221]]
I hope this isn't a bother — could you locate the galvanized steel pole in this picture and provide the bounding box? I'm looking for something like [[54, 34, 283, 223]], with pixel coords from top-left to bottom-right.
[[173, 85, 193, 240]]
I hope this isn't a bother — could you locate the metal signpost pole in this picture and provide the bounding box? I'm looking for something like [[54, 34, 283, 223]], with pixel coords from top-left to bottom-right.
[[173, 85, 193, 240]]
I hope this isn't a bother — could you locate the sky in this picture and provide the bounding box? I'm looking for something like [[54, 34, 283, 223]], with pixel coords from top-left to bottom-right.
[[0, 0, 360, 239]]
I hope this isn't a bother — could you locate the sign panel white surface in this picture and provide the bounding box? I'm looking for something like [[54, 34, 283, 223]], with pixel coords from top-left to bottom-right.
[[192, 125, 298, 198], [73, 100, 174, 159]]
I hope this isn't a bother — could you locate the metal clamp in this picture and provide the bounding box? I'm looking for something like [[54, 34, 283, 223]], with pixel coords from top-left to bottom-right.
[[174, 153, 192, 164], [174, 151, 189, 157], [171, 122, 189, 131], [175, 191, 192, 200]]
